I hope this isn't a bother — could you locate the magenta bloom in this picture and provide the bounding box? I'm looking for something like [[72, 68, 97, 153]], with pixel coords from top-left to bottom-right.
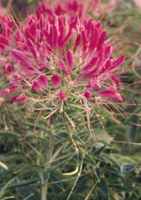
[[11, 94, 27, 104], [0, 1, 124, 104], [4, 64, 14, 75], [57, 90, 67, 102], [99, 86, 123, 102], [83, 90, 92, 100], [32, 75, 48, 93], [51, 74, 62, 88], [0, 15, 14, 51]]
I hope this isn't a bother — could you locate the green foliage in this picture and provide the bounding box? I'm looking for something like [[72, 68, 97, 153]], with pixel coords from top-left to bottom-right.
[[0, 102, 141, 200]]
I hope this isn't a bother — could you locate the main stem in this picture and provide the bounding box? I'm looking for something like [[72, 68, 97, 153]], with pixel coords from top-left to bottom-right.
[[40, 173, 48, 200]]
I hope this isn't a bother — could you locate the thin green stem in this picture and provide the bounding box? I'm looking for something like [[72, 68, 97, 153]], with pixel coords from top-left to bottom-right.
[[40, 173, 48, 200]]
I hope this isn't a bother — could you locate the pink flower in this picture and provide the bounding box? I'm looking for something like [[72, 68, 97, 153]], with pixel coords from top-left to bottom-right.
[[83, 90, 92, 100], [32, 75, 48, 92], [0, 88, 11, 97], [4, 64, 14, 75], [65, 50, 73, 74], [0, 15, 14, 51], [100, 86, 123, 102], [12, 49, 35, 75], [0, 2, 124, 104], [51, 74, 62, 88], [11, 95, 27, 104], [55, 4, 66, 15], [65, 0, 84, 17], [57, 90, 67, 101]]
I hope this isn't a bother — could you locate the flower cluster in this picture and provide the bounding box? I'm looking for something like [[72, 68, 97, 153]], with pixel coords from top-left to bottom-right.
[[0, 0, 124, 104], [0, 15, 14, 51]]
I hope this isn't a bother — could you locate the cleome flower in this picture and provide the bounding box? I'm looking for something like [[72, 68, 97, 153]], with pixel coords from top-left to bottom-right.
[[0, 1, 124, 104], [0, 15, 14, 51]]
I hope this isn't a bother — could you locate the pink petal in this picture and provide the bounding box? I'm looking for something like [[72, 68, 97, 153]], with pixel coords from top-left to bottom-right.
[[58, 17, 65, 46], [66, 0, 79, 12], [81, 30, 87, 51], [57, 90, 67, 101], [12, 49, 34, 74], [0, 36, 8, 50], [111, 56, 125, 70], [66, 50, 73, 66], [11, 95, 27, 104], [51, 74, 62, 88], [32, 81, 40, 93], [26, 39, 37, 58], [97, 31, 107, 49], [74, 34, 81, 49], [9, 84, 18, 93], [111, 75, 121, 87], [82, 57, 97, 73], [103, 45, 113, 58], [83, 90, 92, 100], [4, 64, 14, 75], [32, 74, 48, 92], [0, 88, 10, 97], [66, 50, 73, 74], [58, 60, 66, 71], [55, 4, 66, 15], [100, 87, 123, 102]]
